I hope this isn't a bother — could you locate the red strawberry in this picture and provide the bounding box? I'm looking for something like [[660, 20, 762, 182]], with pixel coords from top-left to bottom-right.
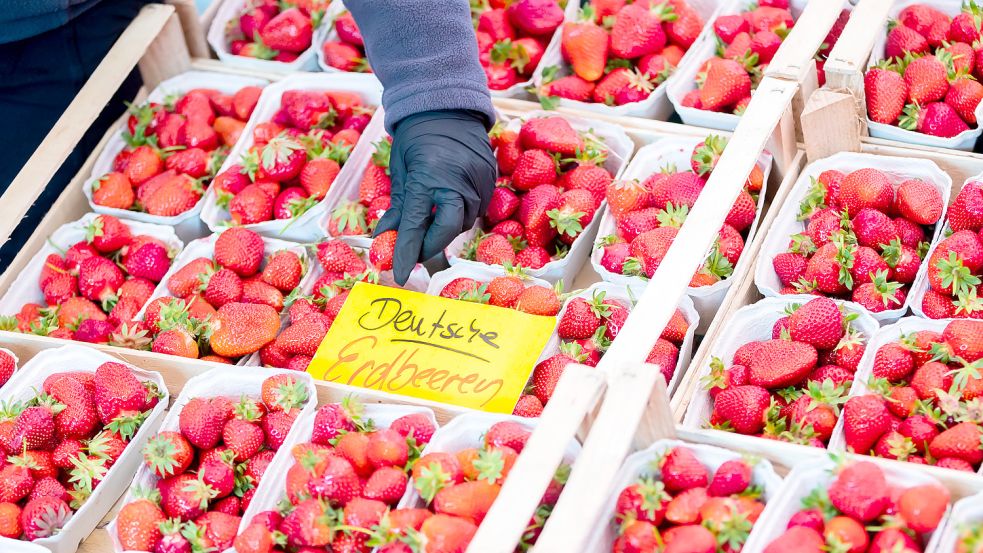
[[369, 230, 398, 271], [610, 2, 669, 59], [788, 297, 844, 350], [946, 77, 983, 125], [660, 446, 708, 492], [899, 101, 971, 137], [712, 385, 770, 434], [707, 459, 751, 497], [561, 19, 608, 82], [904, 55, 950, 104], [842, 395, 890, 454], [518, 117, 584, 156], [885, 25, 929, 59], [260, 8, 312, 53], [699, 58, 751, 112], [865, 65, 907, 124], [748, 339, 817, 389], [215, 227, 265, 277], [839, 168, 893, 215], [828, 461, 889, 522]]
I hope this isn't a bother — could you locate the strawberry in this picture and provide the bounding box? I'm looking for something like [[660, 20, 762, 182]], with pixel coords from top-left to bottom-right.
[[606, 179, 653, 217], [872, 342, 915, 382], [485, 276, 525, 308], [561, 163, 612, 205], [515, 284, 561, 316], [143, 431, 194, 478], [828, 461, 889, 522], [865, 65, 907, 124], [124, 242, 171, 283], [842, 395, 890, 454], [699, 58, 751, 112], [904, 55, 950, 104], [787, 297, 844, 350], [747, 339, 817, 389], [91, 172, 135, 209], [215, 227, 265, 277], [77, 255, 124, 306], [475, 233, 516, 266], [230, 181, 276, 223], [946, 77, 983, 125], [369, 230, 398, 271], [512, 149, 557, 190], [764, 526, 825, 553], [507, 0, 563, 36], [20, 497, 71, 540], [948, 180, 983, 232], [260, 8, 312, 53], [660, 446, 708, 492], [518, 117, 584, 156], [262, 374, 309, 412], [929, 422, 983, 465], [900, 101, 971, 137], [561, 17, 608, 81], [116, 496, 165, 551], [610, 2, 669, 59], [839, 168, 893, 215], [85, 214, 132, 254], [512, 394, 544, 417], [711, 385, 770, 434]]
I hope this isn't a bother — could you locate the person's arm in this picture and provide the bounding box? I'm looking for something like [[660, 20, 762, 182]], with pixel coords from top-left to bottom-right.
[[346, 0, 496, 132]]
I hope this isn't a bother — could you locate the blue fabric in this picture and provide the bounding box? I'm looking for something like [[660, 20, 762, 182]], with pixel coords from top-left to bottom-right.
[[0, 0, 102, 44], [346, 0, 496, 132]]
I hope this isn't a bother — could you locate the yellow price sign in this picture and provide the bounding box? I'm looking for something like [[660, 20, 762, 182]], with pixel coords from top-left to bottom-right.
[[307, 282, 557, 413]]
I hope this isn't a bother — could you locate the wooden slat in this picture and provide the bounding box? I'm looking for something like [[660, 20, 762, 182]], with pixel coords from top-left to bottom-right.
[[802, 88, 864, 162], [766, 0, 849, 82], [0, 4, 184, 246], [166, 0, 210, 58], [824, 0, 895, 94], [468, 364, 605, 552]]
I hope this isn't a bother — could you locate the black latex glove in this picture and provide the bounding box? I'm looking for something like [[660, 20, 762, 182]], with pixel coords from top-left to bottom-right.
[[375, 109, 497, 285]]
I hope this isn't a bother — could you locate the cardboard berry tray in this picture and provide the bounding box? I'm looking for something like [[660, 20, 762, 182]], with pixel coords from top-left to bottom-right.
[[680, 295, 880, 466], [105, 365, 318, 553], [83, 70, 269, 242], [1, 344, 168, 553], [590, 135, 772, 331], [934, 490, 983, 553], [584, 438, 783, 551], [199, 72, 385, 242], [753, 151, 952, 323], [0, 212, 185, 325], [444, 110, 635, 288]]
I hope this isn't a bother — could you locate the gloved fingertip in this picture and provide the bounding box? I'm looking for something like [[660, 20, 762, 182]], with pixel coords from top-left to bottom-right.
[[373, 210, 401, 237]]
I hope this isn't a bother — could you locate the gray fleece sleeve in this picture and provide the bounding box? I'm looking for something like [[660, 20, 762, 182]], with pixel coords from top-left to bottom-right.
[[346, 0, 496, 133]]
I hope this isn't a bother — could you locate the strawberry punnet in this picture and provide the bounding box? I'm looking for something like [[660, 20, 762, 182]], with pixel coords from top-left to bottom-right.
[[769, 164, 944, 315], [699, 297, 874, 449], [90, 83, 263, 217], [836, 318, 983, 472], [539, 2, 705, 108], [596, 134, 764, 287], [609, 445, 771, 553], [136, 228, 308, 361], [0, 361, 162, 544], [762, 458, 948, 553], [865, 3, 983, 139], [326, 137, 392, 238], [225, 1, 326, 63], [0, 215, 179, 348], [211, 87, 376, 227], [233, 399, 441, 552], [454, 116, 614, 272], [113, 372, 309, 552]]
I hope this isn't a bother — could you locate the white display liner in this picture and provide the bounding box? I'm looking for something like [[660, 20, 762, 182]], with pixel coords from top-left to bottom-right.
[[200, 72, 385, 242], [445, 110, 635, 288], [753, 151, 952, 324], [826, 316, 983, 476], [534, 0, 727, 119], [546, 282, 699, 396], [207, 0, 325, 73], [0, 347, 19, 391], [865, 0, 983, 151], [668, 0, 835, 130], [681, 296, 880, 459], [107, 366, 318, 553], [315, 0, 578, 101], [933, 491, 983, 553], [590, 136, 772, 333], [230, 403, 439, 552], [0, 212, 184, 319], [585, 439, 783, 553], [398, 412, 581, 511], [242, 243, 431, 367], [84, 71, 269, 243], [742, 455, 947, 552], [0, 344, 168, 553]]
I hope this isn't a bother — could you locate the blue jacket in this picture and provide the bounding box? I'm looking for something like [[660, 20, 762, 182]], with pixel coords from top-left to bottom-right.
[[346, 0, 495, 132], [0, 0, 101, 43]]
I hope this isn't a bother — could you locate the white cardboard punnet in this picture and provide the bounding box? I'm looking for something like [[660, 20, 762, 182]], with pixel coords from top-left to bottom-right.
[[207, 0, 325, 73]]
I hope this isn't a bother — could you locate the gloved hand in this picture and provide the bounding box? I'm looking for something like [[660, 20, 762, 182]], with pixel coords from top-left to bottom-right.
[[375, 109, 497, 285]]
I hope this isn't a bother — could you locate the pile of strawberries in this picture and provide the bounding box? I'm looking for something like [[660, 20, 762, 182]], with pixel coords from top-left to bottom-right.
[[474, 0, 561, 90], [2, 215, 177, 345], [539, 0, 703, 107], [91, 85, 262, 217], [141, 228, 305, 361], [0, 362, 160, 542], [259, 239, 393, 372], [839, 319, 983, 472], [596, 135, 762, 285], [326, 137, 392, 238], [227, 0, 324, 62], [680, 1, 794, 115], [704, 297, 868, 448], [212, 88, 374, 225], [522, 290, 689, 416], [407, 419, 565, 552], [864, 3, 983, 138], [321, 10, 370, 72], [763, 460, 948, 553], [437, 271, 562, 318], [611, 446, 765, 553], [461, 116, 614, 271], [233, 399, 435, 552], [113, 373, 309, 552], [770, 166, 943, 313], [920, 179, 983, 318]]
